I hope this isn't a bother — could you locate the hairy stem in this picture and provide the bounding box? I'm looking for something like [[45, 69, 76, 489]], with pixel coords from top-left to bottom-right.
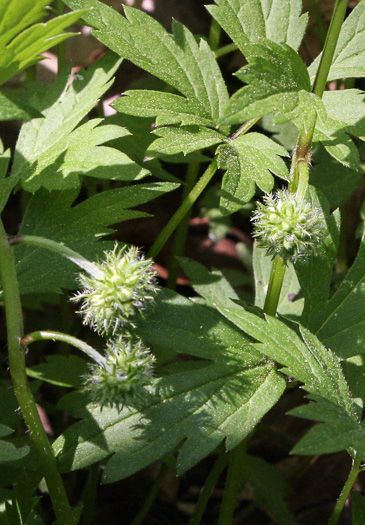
[[327, 454, 363, 525], [217, 439, 247, 525], [0, 220, 75, 525], [130, 462, 169, 525], [190, 449, 228, 525], [167, 162, 200, 290], [22, 331, 105, 367], [263, 256, 286, 316], [148, 159, 218, 259], [312, 0, 350, 98]]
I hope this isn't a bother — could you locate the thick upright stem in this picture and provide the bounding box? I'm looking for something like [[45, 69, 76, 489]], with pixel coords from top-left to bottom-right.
[[0, 220, 74, 525], [327, 455, 362, 525], [263, 256, 286, 316], [148, 160, 218, 259], [312, 0, 350, 98], [217, 440, 247, 525]]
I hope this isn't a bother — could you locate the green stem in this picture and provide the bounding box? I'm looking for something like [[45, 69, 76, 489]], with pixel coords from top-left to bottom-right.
[[327, 454, 363, 525], [167, 162, 200, 290], [336, 205, 348, 274], [208, 18, 222, 50], [0, 220, 75, 525], [10, 235, 99, 277], [148, 159, 218, 259], [80, 464, 100, 525], [312, 0, 350, 98], [55, 0, 67, 74], [215, 43, 238, 59], [230, 117, 261, 141], [217, 440, 247, 525], [22, 331, 105, 367], [130, 462, 169, 525], [263, 256, 286, 316], [190, 450, 228, 525]]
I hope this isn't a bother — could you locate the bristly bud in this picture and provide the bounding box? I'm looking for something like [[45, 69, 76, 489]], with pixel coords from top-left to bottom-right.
[[72, 244, 158, 335], [251, 190, 326, 261], [85, 336, 155, 408]]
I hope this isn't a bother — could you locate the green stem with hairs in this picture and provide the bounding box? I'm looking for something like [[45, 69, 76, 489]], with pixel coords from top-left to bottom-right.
[[148, 159, 218, 259], [10, 235, 99, 277], [327, 454, 363, 525], [190, 449, 228, 525], [167, 162, 200, 290], [22, 331, 105, 366], [263, 256, 286, 317], [217, 439, 248, 525], [0, 220, 75, 525]]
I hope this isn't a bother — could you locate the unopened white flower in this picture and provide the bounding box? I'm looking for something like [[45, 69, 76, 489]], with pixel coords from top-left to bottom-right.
[[72, 244, 158, 334], [85, 336, 155, 408], [252, 190, 325, 261]]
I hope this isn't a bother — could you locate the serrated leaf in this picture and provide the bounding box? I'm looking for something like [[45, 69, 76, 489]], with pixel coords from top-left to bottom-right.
[[217, 132, 289, 213], [207, 0, 308, 52], [308, 1, 365, 82], [0, 426, 29, 463], [293, 187, 340, 324], [215, 305, 356, 416], [309, 231, 365, 359], [14, 182, 178, 295], [10, 53, 143, 192], [0, 0, 84, 85], [253, 242, 304, 317], [289, 395, 365, 456], [27, 355, 89, 388], [221, 39, 311, 126], [147, 125, 225, 157], [54, 290, 286, 481], [64, 0, 229, 126]]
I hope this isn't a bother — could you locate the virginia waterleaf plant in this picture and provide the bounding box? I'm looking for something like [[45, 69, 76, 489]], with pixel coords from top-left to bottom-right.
[[0, 0, 365, 524]]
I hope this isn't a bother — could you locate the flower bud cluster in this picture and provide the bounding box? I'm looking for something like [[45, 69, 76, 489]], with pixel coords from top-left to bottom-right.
[[252, 190, 325, 261], [72, 244, 158, 408]]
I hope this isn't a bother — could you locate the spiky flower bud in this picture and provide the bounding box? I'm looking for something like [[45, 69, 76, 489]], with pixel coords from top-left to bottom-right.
[[85, 336, 155, 408], [252, 190, 325, 261], [72, 245, 158, 335]]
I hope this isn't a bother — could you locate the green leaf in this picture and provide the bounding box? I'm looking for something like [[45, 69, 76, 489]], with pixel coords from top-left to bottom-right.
[[0, 143, 15, 214], [207, 0, 308, 52], [308, 1, 365, 82], [54, 290, 286, 481], [253, 242, 304, 317], [353, 493, 365, 525], [146, 126, 225, 157], [216, 305, 356, 416], [293, 187, 340, 324], [310, 156, 362, 209], [0, 0, 84, 85], [289, 396, 365, 456], [221, 40, 311, 126], [15, 182, 178, 295], [10, 53, 144, 192], [241, 454, 293, 525], [309, 231, 365, 359], [217, 132, 289, 213], [0, 426, 29, 464], [27, 355, 89, 388], [63, 0, 229, 125]]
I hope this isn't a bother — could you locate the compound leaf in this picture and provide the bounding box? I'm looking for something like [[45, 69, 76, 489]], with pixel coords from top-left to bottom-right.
[[54, 290, 286, 481], [146, 126, 225, 157], [206, 0, 308, 52]]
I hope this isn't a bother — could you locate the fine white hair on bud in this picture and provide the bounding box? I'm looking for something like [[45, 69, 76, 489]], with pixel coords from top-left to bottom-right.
[[251, 190, 326, 261], [85, 336, 156, 408], [72, 244, 158, 335]]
